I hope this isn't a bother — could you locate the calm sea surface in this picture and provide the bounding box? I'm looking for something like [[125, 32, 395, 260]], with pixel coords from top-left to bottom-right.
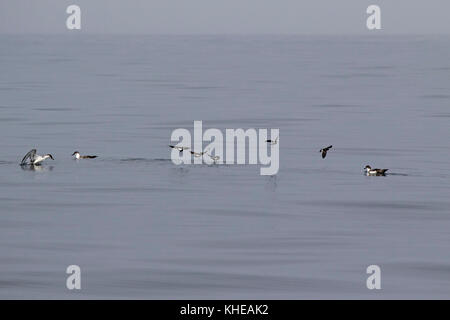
[[0, 35, 449, 299]]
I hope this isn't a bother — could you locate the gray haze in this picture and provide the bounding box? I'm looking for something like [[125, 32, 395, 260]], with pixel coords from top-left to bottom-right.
[[1, 0, 450, 34]]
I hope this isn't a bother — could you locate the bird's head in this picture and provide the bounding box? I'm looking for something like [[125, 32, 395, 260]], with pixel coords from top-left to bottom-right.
[[72, 151, 81, 159]]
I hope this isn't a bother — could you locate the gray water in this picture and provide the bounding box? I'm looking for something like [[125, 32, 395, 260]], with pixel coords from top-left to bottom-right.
[[0, 35, 449, 299]]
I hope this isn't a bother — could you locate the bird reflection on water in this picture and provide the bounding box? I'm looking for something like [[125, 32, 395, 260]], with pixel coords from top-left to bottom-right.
[[20, 164, 54, 172]]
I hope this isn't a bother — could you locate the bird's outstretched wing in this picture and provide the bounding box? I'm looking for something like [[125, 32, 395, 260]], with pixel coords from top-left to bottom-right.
[[21, 149, 36, 165], [321, 150, 327, 159]]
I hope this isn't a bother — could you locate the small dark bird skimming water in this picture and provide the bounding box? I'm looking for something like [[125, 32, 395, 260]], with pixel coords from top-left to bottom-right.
[[265, 137, 278, 145], [319, 145, 332, 159]]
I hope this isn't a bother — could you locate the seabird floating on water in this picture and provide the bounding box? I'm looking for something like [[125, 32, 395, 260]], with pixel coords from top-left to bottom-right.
[[20, 149, 54, 166], [364, 165, 388, 176], [72, 151, 97, 159], [320, 145, 333, 159]]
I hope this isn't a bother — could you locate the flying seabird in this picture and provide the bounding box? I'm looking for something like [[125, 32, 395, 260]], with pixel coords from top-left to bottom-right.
[[207, 154, 220, 164], [72, 151, 97, 159], [20, 149, 54, 166], [190, 151, 207, 157], [320, 145, 333, 159], [266, 136, 278, 145], [364, 165, 389, 176], [169, 145, 190, 153]]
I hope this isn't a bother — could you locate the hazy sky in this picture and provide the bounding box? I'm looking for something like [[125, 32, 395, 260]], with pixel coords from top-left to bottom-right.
[[0, 0, 449, 34]]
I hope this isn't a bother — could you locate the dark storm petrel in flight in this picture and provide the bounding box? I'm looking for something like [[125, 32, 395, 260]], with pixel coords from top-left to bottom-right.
[[319, 145, 332, 159]]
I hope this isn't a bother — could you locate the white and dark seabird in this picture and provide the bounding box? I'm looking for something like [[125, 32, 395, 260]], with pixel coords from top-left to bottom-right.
[[320, 145, 333, 159], [20, 149, 54, 166], [72, 151, 97, 159], [266, 136, 278, 145], [364, 165, 388, 176], [207, 154, 220, 164], [169, 145, 190, 153], [190, 151, 207, 158]]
